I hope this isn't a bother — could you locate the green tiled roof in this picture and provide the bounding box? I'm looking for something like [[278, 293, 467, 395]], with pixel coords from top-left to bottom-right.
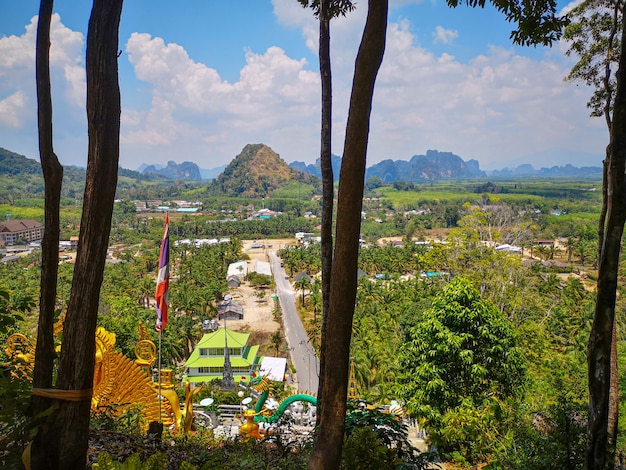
[[183, 327, 261, 370]]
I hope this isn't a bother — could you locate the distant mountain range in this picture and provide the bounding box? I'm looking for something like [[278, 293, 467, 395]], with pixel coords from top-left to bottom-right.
[[489, 163, 602, 178], [365, 150, 484, 182], [289, 149, 602, 182], [3, 143, 602, 188], [140, 160, 203, 181]]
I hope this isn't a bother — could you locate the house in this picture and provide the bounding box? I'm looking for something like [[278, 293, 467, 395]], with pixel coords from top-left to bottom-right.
[[294, 272, 312, 284], [227, 275, 241, 289], [184, 327, 261, 385], [495, 244, 522, 254], [227, 261, 248, 280], [0, 219, 44, 244], [253, 261, 272, 277], [217, 299, 244, 321]]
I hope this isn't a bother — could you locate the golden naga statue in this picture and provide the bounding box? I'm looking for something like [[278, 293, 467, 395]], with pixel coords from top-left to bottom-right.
[[5, 321, 183, 432]]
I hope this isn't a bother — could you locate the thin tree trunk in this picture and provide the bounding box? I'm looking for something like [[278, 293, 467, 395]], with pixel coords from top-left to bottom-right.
[[32, 1, 123, 468], [587, 22, 626, 470], [317, 0, 333, 424], [31, 1, 64, 466], [308, 1, 387, 468], [608, 322, 619, 452]]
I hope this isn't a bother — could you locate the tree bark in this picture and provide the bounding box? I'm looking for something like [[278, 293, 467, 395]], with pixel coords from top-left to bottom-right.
[[317, 0, 333, 424], [308, 1, 387, 468], [587, 22, 626, 470], [32, 1, 124, 468], [31, 1, 64, 466]]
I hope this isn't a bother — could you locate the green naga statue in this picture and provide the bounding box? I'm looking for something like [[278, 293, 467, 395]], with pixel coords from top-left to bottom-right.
[[250, 374, 317, 424]]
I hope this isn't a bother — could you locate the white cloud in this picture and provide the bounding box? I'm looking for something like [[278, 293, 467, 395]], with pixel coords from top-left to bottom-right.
[[0, 14, 85, 162], [0, 6, 606, 171], [433, 26, 458, 44], [122, 32, 321, 167], [362, 17, 603, 167], [0, 92, 27, 127]]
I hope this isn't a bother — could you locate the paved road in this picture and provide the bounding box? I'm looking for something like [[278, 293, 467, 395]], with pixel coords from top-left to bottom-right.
[[270, 251, 319, 395]]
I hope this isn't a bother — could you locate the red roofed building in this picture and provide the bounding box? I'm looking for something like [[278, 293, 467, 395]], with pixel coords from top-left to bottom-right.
[[0, 219, 44, 244]]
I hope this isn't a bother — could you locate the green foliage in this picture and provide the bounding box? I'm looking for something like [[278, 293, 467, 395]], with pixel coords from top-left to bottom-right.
[[490, 391, 587, 469], [91, 404, 147, 435], [564, 0, 621, 118], [446, 0, 566, 47], [432, 397, 504, 464], [0, 373, 32, 468], [93, 452, 172, 470], [397, 278, 526, 460], [246, 272, 272, 288], [341, 404, 440, 469]]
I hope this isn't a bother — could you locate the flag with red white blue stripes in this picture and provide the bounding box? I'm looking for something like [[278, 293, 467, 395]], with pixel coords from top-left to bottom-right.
[[155, 214, 170, 331]]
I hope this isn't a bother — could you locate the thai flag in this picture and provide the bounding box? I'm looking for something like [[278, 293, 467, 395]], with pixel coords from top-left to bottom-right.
[[155, 214, 170, 331]]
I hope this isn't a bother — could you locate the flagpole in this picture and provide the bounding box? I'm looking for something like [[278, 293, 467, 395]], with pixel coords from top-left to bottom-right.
[[155, 213, 169, 425], [158, 328, 162, 421]]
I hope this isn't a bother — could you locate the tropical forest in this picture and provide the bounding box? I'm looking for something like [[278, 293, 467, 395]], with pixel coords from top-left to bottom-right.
[[3, 0, 626, 469]]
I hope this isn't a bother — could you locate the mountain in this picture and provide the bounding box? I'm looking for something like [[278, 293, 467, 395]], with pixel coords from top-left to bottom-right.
[[290, 155, 343, 182], [290, 150, 484, 182], [489, 164, 603, 178], [208, 143, 320, 198], [0, 147, 42, 175], [200, 164, 226, 180], [142, 160, 202, 181], [365, 150, 485, 182]]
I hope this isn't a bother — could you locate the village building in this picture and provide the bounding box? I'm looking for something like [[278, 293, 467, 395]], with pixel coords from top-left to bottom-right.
[[184, 327, 261, 385], [253, 261, 272, 277], [217, 299, 244, 321], [227, 275, 241, 289], [0, 219, 44, 245], [227, 261, 248, 280]]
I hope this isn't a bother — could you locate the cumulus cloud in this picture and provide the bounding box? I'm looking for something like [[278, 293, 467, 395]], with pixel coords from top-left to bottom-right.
[[0, 5, 605, 170], [123, 32, 320, 166], [433, 26, 459, 45], [0, 92, 27, 127], [0, 14, 85, 162]]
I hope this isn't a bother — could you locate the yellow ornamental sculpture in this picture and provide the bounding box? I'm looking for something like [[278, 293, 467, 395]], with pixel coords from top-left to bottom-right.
[[91, 327, 177, 430], [4, 323, 181, 432]]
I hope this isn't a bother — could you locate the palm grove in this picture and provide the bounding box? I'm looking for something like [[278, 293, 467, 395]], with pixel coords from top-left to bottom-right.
[[2, 0, 626, 469]]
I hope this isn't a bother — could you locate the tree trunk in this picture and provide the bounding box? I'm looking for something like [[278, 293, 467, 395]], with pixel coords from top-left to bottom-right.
[[31, 1, 123, 468], [308, 1, 387, 468], [608, 321, 619, 453], [31, 1, 64, 466], [317, 0, 333, 424], [587, 23, 626, 470]]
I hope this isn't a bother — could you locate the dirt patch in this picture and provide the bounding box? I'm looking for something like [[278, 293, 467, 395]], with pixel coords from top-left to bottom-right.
[[225, 239, 295, 336]]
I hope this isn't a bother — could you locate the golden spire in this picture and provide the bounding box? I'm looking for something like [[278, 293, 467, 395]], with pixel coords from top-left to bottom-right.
[[347, 357, 358, 401]]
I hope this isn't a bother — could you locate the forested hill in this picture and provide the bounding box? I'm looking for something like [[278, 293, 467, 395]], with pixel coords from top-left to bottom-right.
[[205, 143, 320, 198], [0, 147, 42, 175], [0, 146, 163, 182]]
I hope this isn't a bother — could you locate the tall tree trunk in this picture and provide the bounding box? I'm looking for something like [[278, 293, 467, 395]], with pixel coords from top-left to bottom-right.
[[31, 1, 64, 466], [608, 323, 619, 452], [31, 1, 123, 468], [308, 1, 387, 468], [317, 0, 333, 424], [587, 22, 626, 470]]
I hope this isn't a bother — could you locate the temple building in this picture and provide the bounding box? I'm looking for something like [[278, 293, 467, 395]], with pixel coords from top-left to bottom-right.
[[184, 327, 261, 385]]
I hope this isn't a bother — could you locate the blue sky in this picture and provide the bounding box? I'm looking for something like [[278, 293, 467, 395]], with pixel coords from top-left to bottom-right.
[[0, 0, 606, 172]]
